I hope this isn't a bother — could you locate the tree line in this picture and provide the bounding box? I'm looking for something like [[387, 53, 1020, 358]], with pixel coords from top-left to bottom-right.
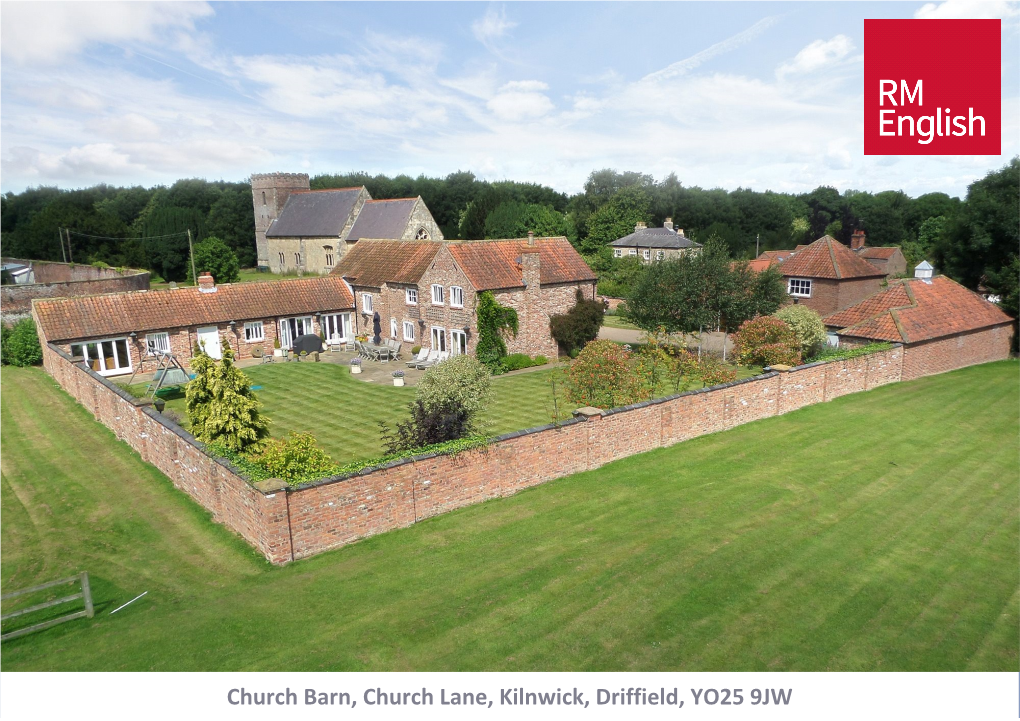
[[1, 159, 1016, 306]]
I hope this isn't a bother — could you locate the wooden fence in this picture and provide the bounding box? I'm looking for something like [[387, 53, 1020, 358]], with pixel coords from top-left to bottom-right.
[[1, 572, 94, 642]]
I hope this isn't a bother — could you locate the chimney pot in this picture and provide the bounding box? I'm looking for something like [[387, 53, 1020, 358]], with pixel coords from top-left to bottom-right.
[[527, 231, 535, 246], [664, 217, 674, 231]]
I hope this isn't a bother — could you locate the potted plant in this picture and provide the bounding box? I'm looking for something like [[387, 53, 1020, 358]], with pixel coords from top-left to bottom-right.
[[350, 358, 363, 374], [273, 337, 283, 357], [392, 370, 405, 387]]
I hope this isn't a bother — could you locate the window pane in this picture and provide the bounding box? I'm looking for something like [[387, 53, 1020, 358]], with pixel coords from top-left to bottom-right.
[[115, 340, 130, 369]]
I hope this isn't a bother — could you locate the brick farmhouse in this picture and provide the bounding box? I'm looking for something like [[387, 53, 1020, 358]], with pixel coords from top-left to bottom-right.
[[333, 234, 597, 359], [825, 273, 1014, 379], [760, 235, 889, 316], [850, 229, 907, 277], [31, 273, 356, 376]]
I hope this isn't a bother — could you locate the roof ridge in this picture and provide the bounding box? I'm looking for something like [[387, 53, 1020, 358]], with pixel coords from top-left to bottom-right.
[[363, 197, 417, 203], [292, 187, 365, 194], [888, 308, 909, 343], [826, 237, 842, 280]]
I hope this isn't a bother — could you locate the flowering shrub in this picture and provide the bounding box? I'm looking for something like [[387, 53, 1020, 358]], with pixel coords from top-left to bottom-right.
[[565, 339, 644, 409], [774, 304, 826, 359], [697, 355, 738, 386], [350, 358, 362, 366], [733, 316, 801, 367]]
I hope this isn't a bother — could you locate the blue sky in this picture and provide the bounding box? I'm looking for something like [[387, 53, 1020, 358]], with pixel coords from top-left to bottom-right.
[[1, 1, 1017, 197]]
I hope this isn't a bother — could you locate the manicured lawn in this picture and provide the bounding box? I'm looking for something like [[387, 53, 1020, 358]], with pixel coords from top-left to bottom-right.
[[602, 313, 640, 330], [2, 361, 1016, 671], [123, 362, 759, 465]]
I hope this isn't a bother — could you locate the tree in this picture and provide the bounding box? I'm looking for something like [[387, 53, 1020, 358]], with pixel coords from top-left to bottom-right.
[[901, 215, 946, 270], [190, 235, 240, 284], [774, 304, 826, 359], [549, 289, 604, 355], [625, 251, 717, 335], [206, 185, 257, 268], [936, 158, 1020, 289], [564, 339, 644, 409], [581, 187, 651, 253], [733, 316, 801, 367], [483, 201, 575, 242], [2, 319, 42, 367], [186, 344, 269, 452], [475, 291, 519, 371]]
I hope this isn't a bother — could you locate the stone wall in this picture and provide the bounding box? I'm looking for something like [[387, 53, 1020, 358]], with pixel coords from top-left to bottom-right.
[[2, 259, 149, 325], [251, 173, 311, 269], [399, 198, 444, 242]]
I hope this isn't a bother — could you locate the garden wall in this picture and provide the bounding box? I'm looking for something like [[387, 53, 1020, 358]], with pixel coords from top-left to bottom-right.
[[43, 337, 998, 564]]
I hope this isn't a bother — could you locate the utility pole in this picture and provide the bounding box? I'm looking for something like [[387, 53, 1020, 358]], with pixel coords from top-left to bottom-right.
[[66, 227, 73, 262], [58, 227, 67, 263], [755, 233, 760, 257], [187, 229, 197, 285]]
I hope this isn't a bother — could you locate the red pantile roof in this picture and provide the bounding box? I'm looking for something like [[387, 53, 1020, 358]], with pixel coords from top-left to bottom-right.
[[33, 277, 354, 343], [857, 247, 902, 260], [744, 258, 776, 273], [824, 275, 1013, 344], [331, 239, 443, 287], [448, 237, 597, 290], [779, 236, 887, 280]]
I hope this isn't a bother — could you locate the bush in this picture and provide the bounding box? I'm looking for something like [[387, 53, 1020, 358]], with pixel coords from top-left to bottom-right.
[[416, 355, 492, 419], [733, 316, 801, 368], [550, 289, 604, 356], [697, 355, 739, 386], [499, 353, 549, 372], [3, 319, 43, 367], [186, 344, 270, 452], [248, 432, 336, 483], [774, 304, 826, 359], [189, 235, 240, 284], [411, 345, 422, 356], [0, 324, 12, 364], [380, 399, 473, 454], [565, 339, 644, 409]]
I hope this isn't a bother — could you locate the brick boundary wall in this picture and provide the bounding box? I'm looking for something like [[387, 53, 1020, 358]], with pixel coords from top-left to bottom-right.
[[36, 334, 1007, 564], [2, 259, 149, 325]]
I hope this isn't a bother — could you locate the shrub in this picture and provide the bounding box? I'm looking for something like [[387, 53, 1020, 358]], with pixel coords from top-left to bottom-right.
[[774, 304, 826, 359], [248, 432, 336, 483], [501, 353, 535, 371], [380, 399, 473, 454], [697, 355, 738, 386], [565, 339, 644, 409], [416, 355, 492, 418], [533, 355, 548, 365], [0, 324, 12, 364], [733, 316, 801, 368], [189, 235, 240, 284], [550, 289, 604, 356], [411, 345, 422, 355], [3, 319, 43, 367]]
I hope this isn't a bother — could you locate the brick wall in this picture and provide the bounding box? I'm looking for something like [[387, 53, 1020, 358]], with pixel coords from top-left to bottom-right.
[[39, 330, 1008, 565], [2, 259, 149, 324], [792, 276, 885, 316], [900, 324, 1013, 380]]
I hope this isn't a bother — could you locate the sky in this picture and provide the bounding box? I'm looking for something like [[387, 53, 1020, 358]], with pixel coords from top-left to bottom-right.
[[1, 0, 1018, 198]]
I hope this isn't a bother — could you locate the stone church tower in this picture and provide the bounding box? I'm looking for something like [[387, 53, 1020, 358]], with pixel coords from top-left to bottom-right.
[[251, 173, 310, 269]]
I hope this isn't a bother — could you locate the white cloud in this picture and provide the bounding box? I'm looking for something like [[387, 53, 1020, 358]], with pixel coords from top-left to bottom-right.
[[0, 1, 213, 64], [486, 80, 555, 121], [914, 0, 1019, 19], [776, 35, 856, 79], [472, 5, 517, 45]]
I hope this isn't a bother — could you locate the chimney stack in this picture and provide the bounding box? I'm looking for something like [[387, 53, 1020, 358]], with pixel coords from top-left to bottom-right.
[[676, 228, 684, 237], [663, 217, 674, 231], [851, 229, 866, 250], [635, 221, 647, 232], [198, 272, 216, 293], [527, 230, 535, 246]]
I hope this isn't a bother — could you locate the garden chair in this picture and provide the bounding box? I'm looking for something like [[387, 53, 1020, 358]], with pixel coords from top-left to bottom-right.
[[345, 339, 356, 352], [252, 346, 273, 364], [414, 350, 440, 370], [327, 334, 343, 354], [406, 348, 429, 368], [389, 341, 402, 360]]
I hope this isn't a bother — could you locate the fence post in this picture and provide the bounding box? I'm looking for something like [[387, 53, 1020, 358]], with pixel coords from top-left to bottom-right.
[[79, 571, 94, 618]]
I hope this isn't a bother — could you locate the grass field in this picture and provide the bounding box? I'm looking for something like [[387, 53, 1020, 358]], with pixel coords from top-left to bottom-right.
[[123, 362, 759, 465], [2, 361, 1016, 671], [601, 313, 640, 330]]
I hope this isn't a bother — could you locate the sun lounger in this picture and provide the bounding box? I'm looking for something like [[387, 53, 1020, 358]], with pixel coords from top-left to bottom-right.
[[414, 350, 440, 370], [406, 348, 429, 367]]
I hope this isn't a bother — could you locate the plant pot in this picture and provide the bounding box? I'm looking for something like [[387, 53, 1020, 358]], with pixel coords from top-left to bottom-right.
[[393, 377, 404, 386], [351, 366, 362, 374], [273, 348, 284, 357]]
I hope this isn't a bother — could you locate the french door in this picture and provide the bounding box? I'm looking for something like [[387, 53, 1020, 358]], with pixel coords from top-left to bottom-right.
[[322, 313, 351, 343], [451, 329, 467, 355], [279, 316, 314, 349], [431, 326, 447, 352]]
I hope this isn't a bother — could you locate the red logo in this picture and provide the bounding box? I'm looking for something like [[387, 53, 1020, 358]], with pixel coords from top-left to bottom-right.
[[864, 19, 1000, 155]]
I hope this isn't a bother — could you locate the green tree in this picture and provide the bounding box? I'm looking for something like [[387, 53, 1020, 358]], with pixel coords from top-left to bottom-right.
[[901, 215, 946, 270], [582, 187, 651, 253], [483, 201, 575, 242], [206, 185, 257, 268], [2, 319, 43, 367], [936, 158, 1020, 289], [549, 289, 604, 355], [186, 344, 269, 452], [564, 339, 644, 409], [190, 235, 240, 284]]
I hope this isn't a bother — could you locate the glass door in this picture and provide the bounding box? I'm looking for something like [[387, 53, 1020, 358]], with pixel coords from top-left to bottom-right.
[[451, 329, 467, 355], [431, 326, 447, 352]]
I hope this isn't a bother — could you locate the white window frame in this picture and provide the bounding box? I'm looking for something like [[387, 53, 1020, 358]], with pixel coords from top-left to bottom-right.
[[403, 321, 416, 342], [450, 286, 464, 308], [655, 250, 665, 260], [322, 313, 351, 343], [390, 317, 398, 338], [431, 284, 445, 305], [451, 329, 467, 356], [788, 278, 812, 298], [613, 248, 623, 258], [362, 293, 374, 313], [431, 326, 447, 352], [70, 338, 133, 377], [405, 288, 418, 305], [146, 332, 170, 355], [629, 249, 638, 257], [243, 322, 264, 343], [642, 249, 650, 260]]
